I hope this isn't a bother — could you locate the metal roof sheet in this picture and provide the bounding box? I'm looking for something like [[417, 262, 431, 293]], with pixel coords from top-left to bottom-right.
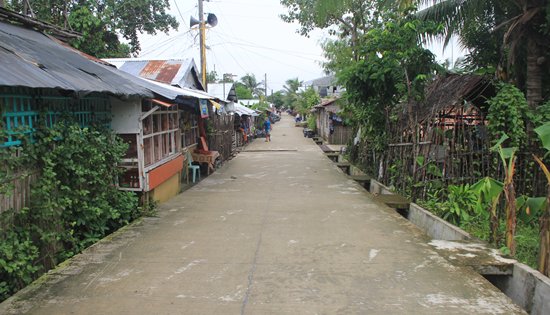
[[0, 21, 152, 98], [104, 58, 203, 89], [141, 78, 215, 101], [207, 83, 237, 102], [234, 103, 258, 116]]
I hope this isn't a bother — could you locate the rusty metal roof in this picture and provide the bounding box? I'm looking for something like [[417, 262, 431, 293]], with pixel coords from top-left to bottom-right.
[[103, 58, 204, 90], [0, 20, 153, 98]]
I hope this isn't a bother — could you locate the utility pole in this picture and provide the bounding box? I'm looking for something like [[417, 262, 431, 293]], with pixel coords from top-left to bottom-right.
[[264, 73, 267, 98], [198, 0, 207, 91]]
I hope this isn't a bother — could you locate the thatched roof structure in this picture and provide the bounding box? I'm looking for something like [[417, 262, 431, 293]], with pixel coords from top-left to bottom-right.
[[408, 74, 494, 125]]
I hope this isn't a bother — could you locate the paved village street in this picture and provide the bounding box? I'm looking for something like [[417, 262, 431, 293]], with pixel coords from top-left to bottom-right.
[[0, 114, 526, 314]]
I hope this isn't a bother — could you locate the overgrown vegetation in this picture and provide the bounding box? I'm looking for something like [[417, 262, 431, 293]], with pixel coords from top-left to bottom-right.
[[281, 0, 550, 275], [4, 0, 178, 56], [0, 119, 141, 302]]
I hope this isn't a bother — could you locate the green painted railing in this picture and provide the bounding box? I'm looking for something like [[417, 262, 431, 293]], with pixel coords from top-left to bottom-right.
[[1, 94, 111, 147]]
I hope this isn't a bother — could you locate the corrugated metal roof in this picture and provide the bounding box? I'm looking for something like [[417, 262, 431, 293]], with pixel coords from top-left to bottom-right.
[[304, 75, 336, 87], [103, 58, 203, 89], [0, 20, 152, 98], [141, 78, 215, 101], [234, 103, 258, 116]]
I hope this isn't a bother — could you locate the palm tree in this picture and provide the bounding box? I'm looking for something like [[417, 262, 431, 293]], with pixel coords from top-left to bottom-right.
[[240, 73, 264, 97], [282, 78, 302, 109], [283, 78, 302, 94], [416, 0, 548, 110]]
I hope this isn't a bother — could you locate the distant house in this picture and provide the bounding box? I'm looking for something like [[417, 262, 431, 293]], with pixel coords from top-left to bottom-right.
[[103, 58, 205, 91], [303, 75, 344, 98], [311, 98, 353, 145]]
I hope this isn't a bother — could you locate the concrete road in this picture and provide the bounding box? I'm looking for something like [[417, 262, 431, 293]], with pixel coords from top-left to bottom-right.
[[0, 114, 526, 314]]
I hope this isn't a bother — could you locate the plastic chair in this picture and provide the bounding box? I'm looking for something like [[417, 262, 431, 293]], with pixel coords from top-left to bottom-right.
[[186, 151, 200, 183]]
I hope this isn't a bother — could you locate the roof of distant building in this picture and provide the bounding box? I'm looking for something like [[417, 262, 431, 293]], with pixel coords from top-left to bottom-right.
[[102, 58, 204, 91], [304, 74, 337, 87]]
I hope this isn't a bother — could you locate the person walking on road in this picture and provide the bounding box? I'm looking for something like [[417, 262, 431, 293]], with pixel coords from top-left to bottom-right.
[[264, 117, 272, 142]]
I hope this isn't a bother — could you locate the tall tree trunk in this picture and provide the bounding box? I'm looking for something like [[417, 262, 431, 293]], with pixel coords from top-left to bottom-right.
[[526, 37, 542, 110]]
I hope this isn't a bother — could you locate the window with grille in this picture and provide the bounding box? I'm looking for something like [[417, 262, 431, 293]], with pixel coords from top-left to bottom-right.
[[1, 94, 111, 147]]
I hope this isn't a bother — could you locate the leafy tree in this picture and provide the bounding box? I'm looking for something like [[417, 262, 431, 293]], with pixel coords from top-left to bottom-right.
[[337, 10, 440, 150], [295, 87, 320, 117], [281, 0, 378, 59], [267, 91, 285, 108], [4, 0, 178, 57], [235, 83, 253, 99], [68, 7, 130, 58], [206, 70, 218, 83]]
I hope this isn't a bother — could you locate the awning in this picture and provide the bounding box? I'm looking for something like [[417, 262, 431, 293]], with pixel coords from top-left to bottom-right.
[[234, 103, 259, 116]]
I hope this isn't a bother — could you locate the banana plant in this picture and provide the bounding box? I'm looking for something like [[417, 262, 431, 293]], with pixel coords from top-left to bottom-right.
[[491, 135, 518, 255], [533, 122, 550, 276], [471, 176, 504, 244]]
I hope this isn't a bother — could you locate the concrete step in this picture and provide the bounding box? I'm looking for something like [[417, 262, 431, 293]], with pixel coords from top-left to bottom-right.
[[429, 240, 515, 276], [373, 194, 410, 209]]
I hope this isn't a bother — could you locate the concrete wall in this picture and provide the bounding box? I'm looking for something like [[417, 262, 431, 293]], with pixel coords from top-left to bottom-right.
[[369, 179, 394, 195], [151, 172, 181, 203], [368, 179, 550, 315], [408, 203, 471, 241], [489, 263, 550, 315], [349, 165, 365, 176]]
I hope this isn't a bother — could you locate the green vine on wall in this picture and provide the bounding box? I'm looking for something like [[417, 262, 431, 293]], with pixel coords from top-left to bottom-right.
[[0, 119, 140, 302], [487, 83, 529, 147]]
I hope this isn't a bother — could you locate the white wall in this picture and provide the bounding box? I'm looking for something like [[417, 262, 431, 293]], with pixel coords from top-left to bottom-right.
[[110, 97, 141, 133]]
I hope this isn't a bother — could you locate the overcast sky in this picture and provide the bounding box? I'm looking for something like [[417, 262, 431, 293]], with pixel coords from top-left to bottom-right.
[[138, 0, 464, 92]]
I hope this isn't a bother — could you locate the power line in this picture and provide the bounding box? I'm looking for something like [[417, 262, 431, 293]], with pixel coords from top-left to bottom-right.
[[173, 0, 187, 25], [214, 30, 322, 57], [210, 40, 323, 62], [139, 29, 194, 57], [229, 41, 321, 75]]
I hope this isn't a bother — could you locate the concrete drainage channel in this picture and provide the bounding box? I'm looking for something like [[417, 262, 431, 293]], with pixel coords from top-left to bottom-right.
[[324, 150, 550, 315]]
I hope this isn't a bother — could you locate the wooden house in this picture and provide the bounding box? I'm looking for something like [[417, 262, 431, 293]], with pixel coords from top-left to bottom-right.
[[109, 75, 216, 202], [311, 98, 353, 145], [0, 10, 154, 211]]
